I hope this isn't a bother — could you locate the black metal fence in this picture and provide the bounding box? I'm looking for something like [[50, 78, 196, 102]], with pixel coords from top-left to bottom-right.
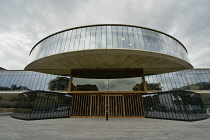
[[11, 91, 72, 120], [143, 90, 209, 121]]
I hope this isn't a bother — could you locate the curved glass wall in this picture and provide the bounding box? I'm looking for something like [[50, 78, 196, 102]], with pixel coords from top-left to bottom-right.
[[0, 71, 69, 92], [71, 70, 144, 91], [145, 69, 210, 92], [12, 91, 73, 120], [29, 25, 190, 64], [1, 69, 210, 92], [143, 90, 209, 121]]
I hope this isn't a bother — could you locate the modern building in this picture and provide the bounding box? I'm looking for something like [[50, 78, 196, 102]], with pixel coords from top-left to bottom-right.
[[0, 24, 209, 121]]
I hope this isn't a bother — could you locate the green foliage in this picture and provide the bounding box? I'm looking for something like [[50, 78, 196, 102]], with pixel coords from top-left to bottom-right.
[[48, 77, 69, 91]]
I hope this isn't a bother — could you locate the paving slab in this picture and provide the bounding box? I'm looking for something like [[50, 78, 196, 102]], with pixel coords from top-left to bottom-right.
[[0, 116, 210, 140]]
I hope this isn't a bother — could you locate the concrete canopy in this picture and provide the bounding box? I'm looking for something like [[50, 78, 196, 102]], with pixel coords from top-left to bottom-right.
[[24, 49, 193, 76]]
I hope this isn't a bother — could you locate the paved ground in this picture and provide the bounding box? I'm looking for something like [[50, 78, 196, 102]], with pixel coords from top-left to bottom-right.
[[0, 114, 210, 140]]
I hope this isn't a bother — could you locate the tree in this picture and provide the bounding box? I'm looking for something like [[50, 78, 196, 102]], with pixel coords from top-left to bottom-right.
[[48, 77, 70, 91]]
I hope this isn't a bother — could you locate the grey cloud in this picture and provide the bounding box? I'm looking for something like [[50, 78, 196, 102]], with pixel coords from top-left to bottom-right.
[[0, 0, 210, 69]]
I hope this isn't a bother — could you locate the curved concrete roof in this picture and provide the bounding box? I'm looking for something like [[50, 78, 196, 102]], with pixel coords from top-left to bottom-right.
[[25, 49, 193, 75]]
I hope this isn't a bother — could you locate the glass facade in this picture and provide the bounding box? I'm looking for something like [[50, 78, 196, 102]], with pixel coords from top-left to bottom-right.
[[11, 91, 72, 120], [145, 69, 210, 92], [71, 70, 143, 91], [1, 69, 210, 92], [143, 90, 209, 121], [11, 90, 208, 121], [0, 71, 69, 92], [29, 25, 190, 64], [2, 25, 209, 121]]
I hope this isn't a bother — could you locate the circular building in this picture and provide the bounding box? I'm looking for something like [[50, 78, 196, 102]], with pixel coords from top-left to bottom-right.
[[20, 24, 198, 119], [25, 24, 193, 75]]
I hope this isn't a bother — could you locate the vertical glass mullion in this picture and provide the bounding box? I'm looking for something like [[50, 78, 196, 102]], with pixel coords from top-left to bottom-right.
[[63, 31, 70, 52], [158, 34, 167, 54], [128, 27, 135, 49], [122, 26, 128, 49], [14, 71, 23, 90], [30, 72, 38, 90], [111, 26, 118, 49], [146, 30, 154, 52], [169, 92, 179, 120], [84, 27, 91, 50], [1, 71, 9, 89], [5, 71, 12, 90], [90, 27, 96, 49], [153, 31, 161, 53], [2, 71, 12, 90], [76, 28, 82, 50], [174, 92, 183, 120], [158, 91, 167, 119], [67, 30, 73, 51], [7, 71, 15, 90], [36, 92, 42, 119], [137, 28, 145, 50], [159, 75, 170, 118], [58, 32, 64, 53], [95, 26, 102, 49], [74, 29, 80, 50], [42, 38, 50, 57], [117, 26, 123, 49], [39, 40, 47, 58], [79, 28, 86, 50], [101, 26, 107, 49], [161, 92, 170, 119], [45, 36, 53, 56], [51, 34, 58, 55], [0, 71, 5, 87], [106, 26, 112, 49], [20, 71, 28, 91], [133, 28, 140, 50], [198, 69, 207, 90], [36, 73, 45, 90], [141, 29, 150, 51], [70, 30, 76, 51], [53, 34, 60, 54], [203, 70, 210, 90], [41, 92, 47, 119]]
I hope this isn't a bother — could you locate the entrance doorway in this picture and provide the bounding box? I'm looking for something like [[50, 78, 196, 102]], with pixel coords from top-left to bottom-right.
[[70, 94, 145, 118]]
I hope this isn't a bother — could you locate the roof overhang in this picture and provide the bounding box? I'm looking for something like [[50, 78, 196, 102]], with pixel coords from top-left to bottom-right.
[[25, 49, 193, 75]]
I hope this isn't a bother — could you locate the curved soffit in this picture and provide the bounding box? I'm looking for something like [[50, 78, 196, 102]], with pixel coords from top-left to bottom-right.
[[25, 49, 193, 76]]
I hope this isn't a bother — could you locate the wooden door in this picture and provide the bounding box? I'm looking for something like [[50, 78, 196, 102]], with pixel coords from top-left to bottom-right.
[[71, 94, 144, 118]]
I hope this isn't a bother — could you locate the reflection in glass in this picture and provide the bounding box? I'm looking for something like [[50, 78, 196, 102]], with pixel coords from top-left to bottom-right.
[[143, 90, 209, 121], [12, 91, 73, 120]]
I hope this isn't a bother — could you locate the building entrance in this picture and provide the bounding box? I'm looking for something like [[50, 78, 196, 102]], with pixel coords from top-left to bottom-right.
[[70, 94, 145, 118]]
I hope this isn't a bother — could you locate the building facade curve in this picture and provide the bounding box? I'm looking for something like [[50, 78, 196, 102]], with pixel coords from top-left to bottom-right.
[[0, 24, 209, 121], [25, 24, 193, 75]]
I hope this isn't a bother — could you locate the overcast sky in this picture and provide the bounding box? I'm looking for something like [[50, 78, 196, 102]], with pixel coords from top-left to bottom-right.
[[0, 0, 210, 70]]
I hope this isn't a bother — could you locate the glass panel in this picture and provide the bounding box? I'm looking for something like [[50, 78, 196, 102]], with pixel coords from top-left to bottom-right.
[[74, 29, 81, 51], [84, 27, 91, 50], [127, 27, 135, 49], [72, 70, 143, 91], [111, 26, 118, 48], [106, 26, 112, 49], [90, 27, 96, 49], [95, 26, 102, 49], [101, 26, 107, 49]]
